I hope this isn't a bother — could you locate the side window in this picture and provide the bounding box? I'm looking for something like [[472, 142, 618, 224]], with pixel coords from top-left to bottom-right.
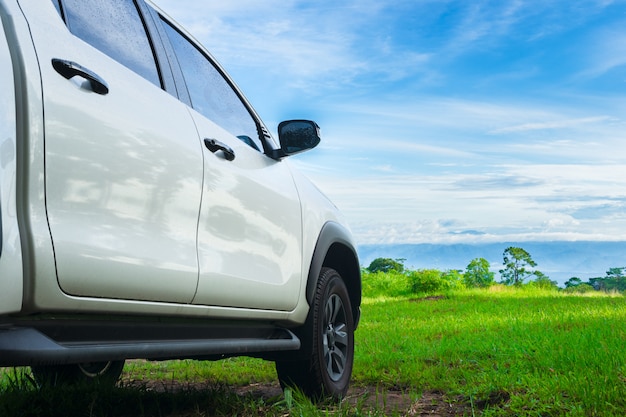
[[161, 19, 263, 152], [60, 0, 161, 87]]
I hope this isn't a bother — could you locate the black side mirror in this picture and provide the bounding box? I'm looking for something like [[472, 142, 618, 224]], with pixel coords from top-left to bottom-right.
[[273, 120, 321, 158]]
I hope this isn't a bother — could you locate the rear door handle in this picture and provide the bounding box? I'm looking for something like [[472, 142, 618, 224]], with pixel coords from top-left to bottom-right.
[[52, 58, 109, 95], [204, 138, 235, 161]]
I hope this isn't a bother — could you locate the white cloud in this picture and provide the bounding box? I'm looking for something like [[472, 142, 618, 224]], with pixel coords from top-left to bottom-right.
[[373, 165, 394, 173], [489, 116, 614, 134], [151, 0, 412, 92], [579, 27, 626, 79], [299, 162, 626, 244]]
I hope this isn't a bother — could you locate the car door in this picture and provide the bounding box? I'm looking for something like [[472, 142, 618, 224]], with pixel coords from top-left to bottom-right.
[[159, 17, 304, 311], [20, 0, 203, 303]]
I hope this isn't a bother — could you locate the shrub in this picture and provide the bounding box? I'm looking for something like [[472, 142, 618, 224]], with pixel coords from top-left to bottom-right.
[[408, 269, 464, 294], [528, 273, 559, 290], [441, 269, 466, 290], [362, 270, 410, 298], [562, 283, 595, 294], [408, 269, 442, 293]]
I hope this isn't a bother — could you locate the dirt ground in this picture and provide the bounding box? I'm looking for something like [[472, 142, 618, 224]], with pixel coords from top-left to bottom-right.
[[132, 380, 478, 416], [236, 383, 477, 416]]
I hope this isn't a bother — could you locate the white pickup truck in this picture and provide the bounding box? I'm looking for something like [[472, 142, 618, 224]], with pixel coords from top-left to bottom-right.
[[0, 0, 360, 400]]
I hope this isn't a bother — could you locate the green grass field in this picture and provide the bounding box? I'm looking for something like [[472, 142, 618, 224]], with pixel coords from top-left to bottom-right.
[[356, 286, 626, 415], [2, 282, 626, 416]]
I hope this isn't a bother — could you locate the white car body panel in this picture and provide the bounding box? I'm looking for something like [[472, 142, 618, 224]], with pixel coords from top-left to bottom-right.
[[1, 0, 59, 314], [20, 0, 204, 303], [190, 111, 303, 311], [0, 13, 23, 315]]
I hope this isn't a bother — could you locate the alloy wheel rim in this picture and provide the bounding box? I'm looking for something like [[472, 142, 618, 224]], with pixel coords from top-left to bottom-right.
[[322, 293, 349, 382]]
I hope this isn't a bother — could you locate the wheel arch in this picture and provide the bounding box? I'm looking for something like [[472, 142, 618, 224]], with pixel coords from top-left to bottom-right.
[[306, 222, 361, 328]]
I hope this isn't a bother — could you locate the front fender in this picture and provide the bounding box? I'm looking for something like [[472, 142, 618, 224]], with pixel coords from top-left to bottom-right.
[[306, 221, 361, 328]]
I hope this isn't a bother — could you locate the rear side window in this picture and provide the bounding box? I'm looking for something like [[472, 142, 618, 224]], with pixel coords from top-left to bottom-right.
[[60, 0, 161, 87], [161, 19, 262, 151]]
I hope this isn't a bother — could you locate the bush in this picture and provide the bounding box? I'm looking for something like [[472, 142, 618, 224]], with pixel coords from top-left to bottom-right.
[[408, 269, 441, 293], [408, 269, 465, 294], [441, 269, 466, 290], [562, 283, 595, 294], [362, 270, 410, 298], [527, 273, 559, 290]]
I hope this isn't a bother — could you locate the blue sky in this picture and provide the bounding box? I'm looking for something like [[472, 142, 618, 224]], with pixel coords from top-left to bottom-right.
[[152, 0, 626, 245]]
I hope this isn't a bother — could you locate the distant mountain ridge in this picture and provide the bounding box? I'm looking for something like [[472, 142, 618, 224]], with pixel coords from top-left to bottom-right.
[[358, 241, 626, 286]]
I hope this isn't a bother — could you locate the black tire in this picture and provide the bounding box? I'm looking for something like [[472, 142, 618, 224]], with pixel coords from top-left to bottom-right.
[[31, 360, 125, 388], [276, 267, 354, 401]]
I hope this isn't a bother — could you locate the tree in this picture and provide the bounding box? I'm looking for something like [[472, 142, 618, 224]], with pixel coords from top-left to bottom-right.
[[593, 267, 626, 292], [530, 271, 558, 289], [563, 283, 595, 294], [499, 246, 538, 286], [464, 258, 495, 288], [606, 267, 626, 291], [564, 277, 582, 288], [606, 267, 626, 279], [588, 277, 607, 291], [367, 257, 406, 273], [587, 268, 626, 292]]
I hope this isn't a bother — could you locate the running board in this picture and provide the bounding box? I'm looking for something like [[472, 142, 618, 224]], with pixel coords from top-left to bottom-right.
[[0, 327, 300, 367]]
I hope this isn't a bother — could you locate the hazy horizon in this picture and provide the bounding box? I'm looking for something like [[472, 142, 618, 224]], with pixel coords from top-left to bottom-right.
[[358, 240, 626, 286]]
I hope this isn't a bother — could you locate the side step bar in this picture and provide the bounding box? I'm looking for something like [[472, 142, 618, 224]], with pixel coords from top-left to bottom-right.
[[0, 327, 300, 367]]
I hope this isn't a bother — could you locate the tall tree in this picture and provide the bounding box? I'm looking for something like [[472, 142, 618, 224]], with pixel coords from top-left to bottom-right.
[[602, 267, 626, 291], [367, 257, 406, 273], [606, 267, 626, 278], [464, 258, 495, 288], [499, 246, 537, 286]]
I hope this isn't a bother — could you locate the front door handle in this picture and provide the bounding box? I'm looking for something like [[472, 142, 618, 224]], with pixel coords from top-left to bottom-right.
[[52, 58, 109, 95], [204, 138, 235, 161]]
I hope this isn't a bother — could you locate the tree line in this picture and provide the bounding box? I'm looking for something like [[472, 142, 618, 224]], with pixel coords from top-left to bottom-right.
[[366, 246, 626, 293]]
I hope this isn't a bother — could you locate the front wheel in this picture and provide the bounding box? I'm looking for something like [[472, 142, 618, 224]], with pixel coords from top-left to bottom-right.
[[31, 360, 125, 388], [276, 268, 354, 401]]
